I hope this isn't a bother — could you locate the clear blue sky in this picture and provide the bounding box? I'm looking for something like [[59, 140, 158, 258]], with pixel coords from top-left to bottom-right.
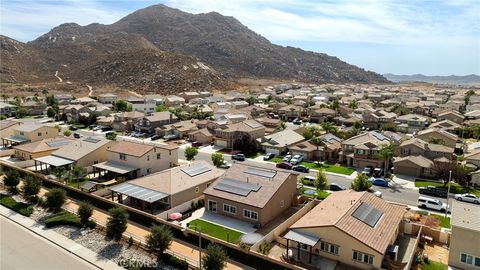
[[1, 0, 479, 76]]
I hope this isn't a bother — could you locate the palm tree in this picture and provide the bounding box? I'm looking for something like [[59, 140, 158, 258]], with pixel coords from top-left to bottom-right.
[[472, 124, 480, 140], [71, 165, 85, 188], [320, 121, 338, 135], [375, 143, 398, 176], [42, 88, 49, 100]]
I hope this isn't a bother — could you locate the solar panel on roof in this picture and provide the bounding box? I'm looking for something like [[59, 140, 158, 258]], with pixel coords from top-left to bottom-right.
[[371, 131, 386, 141], [214, 183, 251, 196], [244, 167, 276, 178], [244, 121, 262, 129], [181, 164, 212, 177], [46, 140, 70, 148], [83, 137, 101, 143], [222, 178, 261, 191], [352, 202, 384, 228]]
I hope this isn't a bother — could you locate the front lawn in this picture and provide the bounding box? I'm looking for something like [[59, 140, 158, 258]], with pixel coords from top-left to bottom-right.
[[74, 123, 87, 129], [415, 179, 480, 196], [300, 187, 331, 199], [429, 214, 451, 229], [421, 261, 448, 270], [300, 162, 355, 175], [0, 194, 34, 216], [45, 210, 82, 228], [271, 157, 284, 163], [188, 219, 244, 244]]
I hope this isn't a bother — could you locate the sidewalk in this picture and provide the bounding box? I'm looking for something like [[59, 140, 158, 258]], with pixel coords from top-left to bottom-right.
[[0, 206, 122, 270]]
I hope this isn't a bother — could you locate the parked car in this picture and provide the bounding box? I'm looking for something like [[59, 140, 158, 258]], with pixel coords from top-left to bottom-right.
[[191, 141, 202, 148], [276, 162, 293, 170], [293, 118, 302, 125], [88, 124, 97, 130], [73, 133, 82, 139], [329, 183, 346, 191], [368, 177, 389, 187], [232, 153, 246, 161], [150, 134, 162, 141], [263, 153, 275, 161], [163, 134, 177, 141], [219, 161, 232, 169], [454, 193, 480, 204], [362, 166, 373, 176], [418, 196, 450, 212], [68, 125, 78, 131], [283, 154, 292, 162], [290, 154, 304, 165], [373, 168, 383, 177], [101, 126, 113, 132], [292, 165, 309, 173], [302, 175, 316, 185], [418, 186, 448, 198]]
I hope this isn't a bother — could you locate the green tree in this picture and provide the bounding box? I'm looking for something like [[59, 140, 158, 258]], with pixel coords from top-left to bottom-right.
[[348, 100, 358, 109], [375, 144, 398, 175], [320, 121, 338, 135], [276, 121, 286, 131], [77, 202, 93, 226], [303, 129, 313, 140], [472, 124, 480, 140], [71, 165, 85, 188], [211, 153, 225, 167], [106, 207, 129, 241], [184, 146, 199, 161], [353, 121, 363, 129], [15, 107, 28, 118], [106, 132, 117, 141], [63, 130, 72, 136], [114, 100, 128, 112], [380, 122, 397, 132], [392, 105, 409, 116], [46, 107, 56, 118], [45, 95, 56, 107], [4, 170, 20, 194], [156, 104, 169, 112], [351, 173, 372, 191], [202, 244, 228, 270], [330, 99, 340, 111], [314, 170, 329, 191], [45, 188, 66, 212], [245, 96, 256, 106], [53, 167, 65, 182], [147, 224, 173, 260], [22, 176, 41, 199]]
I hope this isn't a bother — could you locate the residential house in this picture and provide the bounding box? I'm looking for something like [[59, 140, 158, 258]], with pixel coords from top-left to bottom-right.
[[256, 117, 281, 134], [159, 119, 198, 139], [0, 120, 22, 139], [93, 141, 178, 179], [144, 95, 164, 106], [429, 119, 462, 134], [231, 101, 249, 109], [289, 133, 342, 162], [398, 138, 454, 160], [339, 131, 391, 168], [214, 120, 265, 148], [2, 124, 58, 147], [20, 101, 46, 115], [203, 163, 298, 226], [165, 95, 186, 107], [0, 102, 16, 117], [448, 201, 480, 270], [109, 111, 144, 132], [129, 101, 156, 114], [98, 93, 117, 104], [309, 107, 336, 123], [188, 128, 214, 145], [437, 110, 464, 124], [54, 94, 73, 104], [362, 109, 396, 130], [283, 190, 407, 270], [278, 105, 303, 121], [260, 129, 305, 155], [61, 104, 88, 122], [180, 92, 200, 102], [416, 128, 458, 148], [72, 97, 96, 105], [393, 155, 435, 178], [464, 149, 480, 168], [395, 114, 429, 134], [109, 161, 224, 212], [13, 137, 74, 161], [135, 112, 178, 135]]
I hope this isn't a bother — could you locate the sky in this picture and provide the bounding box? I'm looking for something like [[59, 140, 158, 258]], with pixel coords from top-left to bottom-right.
[[1, 0, 479, 76]]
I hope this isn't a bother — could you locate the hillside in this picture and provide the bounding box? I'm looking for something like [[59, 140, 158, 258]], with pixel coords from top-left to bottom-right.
[[384, 73, 480, 86]]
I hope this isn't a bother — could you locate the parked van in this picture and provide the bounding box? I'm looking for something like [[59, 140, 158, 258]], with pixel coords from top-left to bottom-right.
[[302, 175, 316, 186], [417, 196, 450, 212]]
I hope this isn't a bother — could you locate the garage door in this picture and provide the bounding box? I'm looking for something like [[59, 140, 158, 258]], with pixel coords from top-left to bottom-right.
[[215, 139, 228, 148], [394, 165, 419, 177], [266, 147, 280, 155]]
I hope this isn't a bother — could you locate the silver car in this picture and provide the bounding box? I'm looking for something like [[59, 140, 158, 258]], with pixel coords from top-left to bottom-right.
[[454, 193, 480, 204]]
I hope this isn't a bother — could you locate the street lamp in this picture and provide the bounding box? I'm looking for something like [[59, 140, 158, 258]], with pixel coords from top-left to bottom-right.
[[445, 170, 452, 218]]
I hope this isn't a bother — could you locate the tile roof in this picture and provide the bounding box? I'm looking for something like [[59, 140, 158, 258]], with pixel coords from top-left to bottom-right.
[[291, 190, 407, 254], [52, 136, 111, 161], [0, 120, 21, 130], [393, 155, 433, 168], [451, 200, 480, 232], [108, 141, 154, 157], [13, 137, 74, 153]]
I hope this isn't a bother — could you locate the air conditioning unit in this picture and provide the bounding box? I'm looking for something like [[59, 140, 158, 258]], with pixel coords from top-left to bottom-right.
[[386, 244, 399, 261]]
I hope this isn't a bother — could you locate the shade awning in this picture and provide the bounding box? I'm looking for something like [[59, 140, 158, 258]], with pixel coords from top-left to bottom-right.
[[284, 230, 321, 246], [109, 182, 168, 203], [81, 181, 98, 190], [93, 161, 138, 175], [4, 135, 29, 143], [35, 155, 74, 167]]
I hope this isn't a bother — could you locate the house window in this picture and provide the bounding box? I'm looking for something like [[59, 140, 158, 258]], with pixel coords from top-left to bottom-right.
[[460, 253, 475, 266], [157, 153, 161, 159], [208, 200, 217, 212], [243, 209, 258, 221], [223, 204, 236, 214], [38, 132, 42, 136], [147, 155, 150, 161], [353, 251, 374, 265], [320, 241, 339, 255], [356, 149, 364, 155], [195, 186, 200, 193], [119, 153, 127, 160]]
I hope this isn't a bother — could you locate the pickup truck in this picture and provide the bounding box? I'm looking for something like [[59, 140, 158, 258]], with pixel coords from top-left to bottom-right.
[[418, 186, 448, 198]]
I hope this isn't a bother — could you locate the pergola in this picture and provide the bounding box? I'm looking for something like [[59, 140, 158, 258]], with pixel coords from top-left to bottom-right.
[[92, 161, 139, 179], [2, 136, 29, 147], [109, 182, 169, 213], [284, 229, 321, 264], [34, 155, 74, 173]]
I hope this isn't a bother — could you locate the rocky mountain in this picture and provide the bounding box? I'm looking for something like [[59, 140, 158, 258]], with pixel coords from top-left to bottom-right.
[[384, 73, 480, 86], [1, 4, 388, 94]]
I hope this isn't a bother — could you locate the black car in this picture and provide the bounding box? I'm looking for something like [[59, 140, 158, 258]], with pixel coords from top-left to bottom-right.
[[263, 153, 275, 161], [329, 183, 346, 191], [150, 134, 162, 141], [101, 126, 113, 132], [73, 133, 82, 139], [419, 186, 448, 198], [292, 165, 309, 173], [232, 153, 246, 161], [68, 125, 78, 131]]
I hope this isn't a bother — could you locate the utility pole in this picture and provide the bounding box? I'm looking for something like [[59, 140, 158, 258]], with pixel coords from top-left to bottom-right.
[[445, 170, 452, 218], [198, 229, 202, 269]]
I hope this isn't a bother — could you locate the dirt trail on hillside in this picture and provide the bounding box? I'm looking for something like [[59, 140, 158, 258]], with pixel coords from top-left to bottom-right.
[[54, 71, 63, 82]]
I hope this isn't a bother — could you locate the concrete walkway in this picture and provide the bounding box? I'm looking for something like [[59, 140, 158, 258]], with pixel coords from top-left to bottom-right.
[[0, 206, 122, 270], [199, 211, 257, 234]]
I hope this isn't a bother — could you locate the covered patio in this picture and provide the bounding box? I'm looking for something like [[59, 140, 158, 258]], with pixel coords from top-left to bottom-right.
[[92, 161, 139, 179], [2, 136, 29, 147], [283, 229, 321, 265], [33, 155, 74, 173], [109, 182, 169, 213]]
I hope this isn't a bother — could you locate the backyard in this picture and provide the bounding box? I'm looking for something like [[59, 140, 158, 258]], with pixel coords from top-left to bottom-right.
[[421, 261, 448, 270], [429, 214, 451, 229], [187, 219, 244, 244], [415, 179, 480, 196], [300, 186, 330, 200]]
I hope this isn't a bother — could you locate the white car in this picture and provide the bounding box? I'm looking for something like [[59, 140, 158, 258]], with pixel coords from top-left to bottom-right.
[[290, 154, 304, 165], [455, 193, 480, 204], [418, 196, 450, 212], [218, 161, 232, 169]]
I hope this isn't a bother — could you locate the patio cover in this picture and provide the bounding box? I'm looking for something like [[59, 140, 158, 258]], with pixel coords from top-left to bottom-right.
[[35, 155, 74, 167], [81, 181, 98, 190], [93, 161, 138, 175], [4, 135, 29, 143], [284, 230, 321, 246], [109, 182, 168, 203]]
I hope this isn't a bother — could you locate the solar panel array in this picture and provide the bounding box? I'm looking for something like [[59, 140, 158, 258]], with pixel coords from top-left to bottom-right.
[[214, 177, 261, 197], [371, 131, 386, 141], [352, 202, 384, 228], [244, 167, 276, 178], [110, 183, 168, 203], [46, 139, 70, 148], [181, 164, 212, 177], [83, 137, 101, 143], [244, 120, 262, 129]]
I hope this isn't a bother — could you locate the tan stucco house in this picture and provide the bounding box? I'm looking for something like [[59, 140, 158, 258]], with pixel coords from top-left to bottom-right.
[[2, 124, 58, 147]]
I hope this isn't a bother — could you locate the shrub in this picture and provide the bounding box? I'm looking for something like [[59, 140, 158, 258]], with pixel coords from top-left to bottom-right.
[[77, 201, 93, 226], [45, 210, 82, 228], [351, 173, 372, 192], [63, 129, 72, 137], [22, 176, 41, 199], [184, 146, 198, 161], [202, 244, 228, 270], [45, 188, 66, 212], [128, 236, 134, 248], [106, 207, 129, 241], [258, 241, 272, 255], [314, 170, 329, 191], [147, 224, 173, 259], [161, 253, 188, 270], [0, 194, 34, 216], [211, 153, 225, 167], [4, 170, 20, 194]]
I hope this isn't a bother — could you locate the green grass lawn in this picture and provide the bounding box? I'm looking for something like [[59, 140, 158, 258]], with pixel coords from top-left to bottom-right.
[[429, 214, 451, 228], [300, 187, 331, 199], [245, 152, 263, 159], [188, 219, 244, 244], [271, 157, 284, 163], [73, 123, 87, 129], [421, 261, 448, 270], [300, 162, 355, 175], [415, 179, 480, 196], [0, 194, 34, 216], [67, 178, 90, 190], [45, 210, 82, 228]]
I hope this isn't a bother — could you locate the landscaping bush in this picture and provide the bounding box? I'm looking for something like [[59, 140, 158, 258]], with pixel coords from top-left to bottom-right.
[[106, 207, 129, 241], [77, 201, 93, 226], [45, 210, 82, 228], [258, 241, 272, 255], [22, 176, 41, 200], [45, 188, 66, 212], [161, 253, 189, 270], [0, 194, 34, 216], [203, 244, 228, 270], [4, 170, 20, 194], [147, 224, 173, 260]]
